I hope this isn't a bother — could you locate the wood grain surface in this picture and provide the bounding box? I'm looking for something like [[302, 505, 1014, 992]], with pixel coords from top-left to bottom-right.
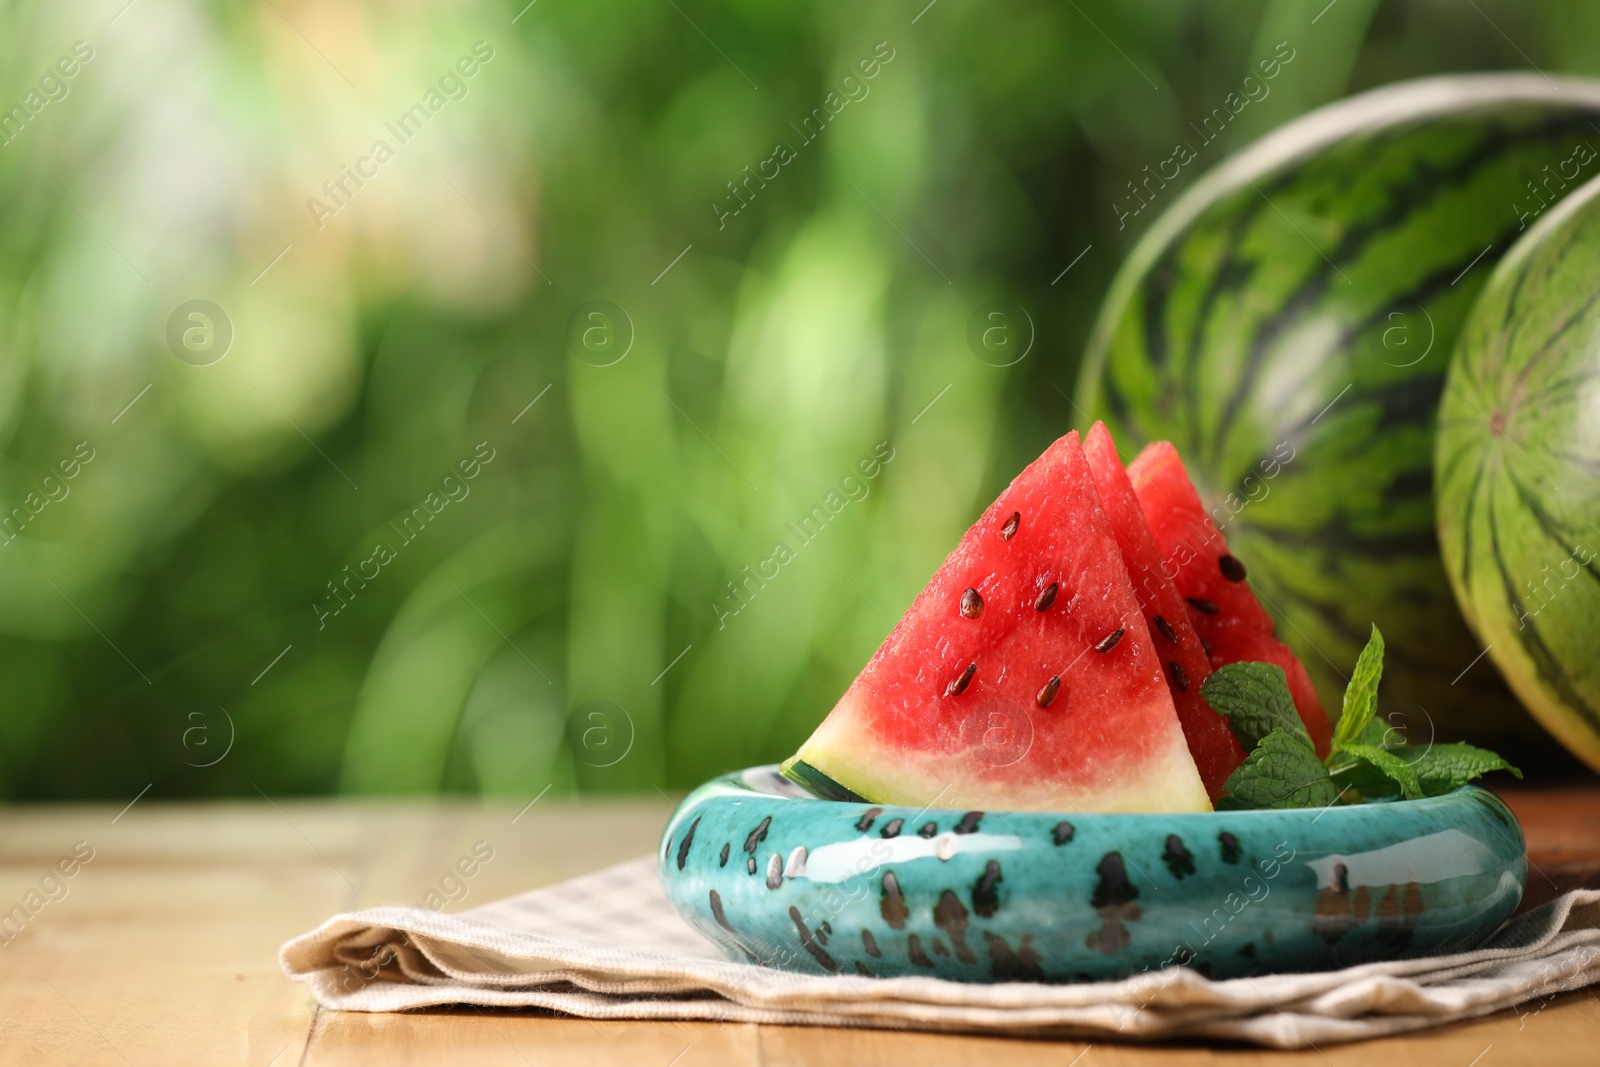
[[0, 785, 1595, 1065]]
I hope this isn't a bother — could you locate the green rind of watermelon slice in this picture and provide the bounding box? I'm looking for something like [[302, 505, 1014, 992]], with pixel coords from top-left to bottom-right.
[[1128, 441, 1334, 755], [1083, 422, 1247, 799], [785, 432, 1211, 814]]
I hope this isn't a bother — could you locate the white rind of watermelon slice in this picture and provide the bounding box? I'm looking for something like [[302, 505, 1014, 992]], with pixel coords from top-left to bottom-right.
[[786, 432, 1211, 814]]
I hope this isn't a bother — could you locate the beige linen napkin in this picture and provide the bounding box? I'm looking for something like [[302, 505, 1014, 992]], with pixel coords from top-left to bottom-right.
[[281, 856, 1600, 1048]]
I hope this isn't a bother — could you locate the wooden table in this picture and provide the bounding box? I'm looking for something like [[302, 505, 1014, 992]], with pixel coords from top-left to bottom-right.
[[2, 788, 1597, 1066]]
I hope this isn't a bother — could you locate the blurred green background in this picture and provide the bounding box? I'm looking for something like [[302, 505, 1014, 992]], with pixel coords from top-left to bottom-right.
[[0, 0, 1593, 800]]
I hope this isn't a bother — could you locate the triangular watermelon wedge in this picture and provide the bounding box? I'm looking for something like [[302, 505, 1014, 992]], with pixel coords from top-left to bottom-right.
[[784, 431, 1211, 814], [1127, 441, 1334, 755], [1082, 423, 1247, 800]]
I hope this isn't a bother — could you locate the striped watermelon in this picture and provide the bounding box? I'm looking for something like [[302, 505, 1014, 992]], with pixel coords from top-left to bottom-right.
[[1077, 74, 1600, 746], [1437, 173, 1600, 773]]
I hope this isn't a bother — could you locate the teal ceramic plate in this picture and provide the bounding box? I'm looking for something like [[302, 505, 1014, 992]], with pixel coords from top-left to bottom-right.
[[658, 767, 1526, 982]]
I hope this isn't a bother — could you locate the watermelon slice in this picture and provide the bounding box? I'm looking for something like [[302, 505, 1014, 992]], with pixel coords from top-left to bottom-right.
[[1127, 441, 1334, 755], [784, 431, 1211, 814], [1082, 423, 1247, 800]]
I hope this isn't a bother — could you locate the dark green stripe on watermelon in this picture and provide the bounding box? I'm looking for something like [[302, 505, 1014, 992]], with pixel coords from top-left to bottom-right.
[[781, 758, 869, 802], [1489, 484, 1600, 735], [1079, 76, 1600, 745], [1438, 168, 1600, 770], [1205, 118, 1592, 456]]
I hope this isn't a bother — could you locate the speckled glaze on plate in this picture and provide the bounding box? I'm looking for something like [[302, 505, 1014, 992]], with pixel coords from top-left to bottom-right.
[[658, 767, 1526, 982]]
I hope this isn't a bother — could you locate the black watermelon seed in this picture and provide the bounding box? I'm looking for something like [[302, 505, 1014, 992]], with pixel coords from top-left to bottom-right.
[[1167, 660, 1189, 692], [1186, 597, 1219, 615], [861, 928, 882, 957], [880, 817, 904, 839], [918, 821, 938, 838], [675, 817, 701, 871], [954, 811, 983, 835], [709, 889, 735, 932], [719, 843, 730, 867], [1036, 676, 1060, 708], [855, 807, 883, 833], [932, 938, 950, 957], [1034, 582, 1059, 611], [1152, 614, 1177, 643], [945, 662, 976, 696], [1000, 511, 1020, 540], [1094, 627, 1126, 653], [743, 816, 772, 854], [1052, 821, 1075, 846], [1219, 832, 1241, 864], [1219, 554, 1247, 582], [855, 960, 875, 977], [907, 934, 935, 968], [1200, 637, 1214, 657], [960, 588, 984, 619]]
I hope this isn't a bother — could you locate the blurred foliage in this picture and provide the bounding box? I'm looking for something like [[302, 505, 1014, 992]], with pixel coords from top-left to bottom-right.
[[0, 0, 1596, 799]]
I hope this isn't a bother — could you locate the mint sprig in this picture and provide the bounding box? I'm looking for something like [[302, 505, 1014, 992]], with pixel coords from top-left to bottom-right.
[[1335, 743, 1423, 800], [1332, 623, 1384, 751], [1196, 661, 1307, 749], [1202, 625, 1520, 810], [1394, 742, 1522, 795], [1214, 729, 1338, 811]]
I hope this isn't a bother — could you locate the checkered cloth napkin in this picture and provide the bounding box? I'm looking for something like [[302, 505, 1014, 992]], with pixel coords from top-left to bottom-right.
[[281, 856, 1600, 1048]]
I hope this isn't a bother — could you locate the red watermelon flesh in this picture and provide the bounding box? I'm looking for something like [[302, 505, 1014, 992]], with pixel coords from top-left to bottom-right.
[[785, 431, 1210, 814], [1127, 441, 1333, 756], [1082, 423, 1247, 800]]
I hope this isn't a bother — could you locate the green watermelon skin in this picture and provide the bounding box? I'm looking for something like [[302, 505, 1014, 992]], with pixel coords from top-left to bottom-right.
[[1076, 74, 1600, 745], [1437, 173, 1600, 773]]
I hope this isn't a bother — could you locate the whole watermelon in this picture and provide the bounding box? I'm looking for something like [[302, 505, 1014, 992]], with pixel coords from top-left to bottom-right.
[[1437, 172, 1600, 772], [1077, 74, 1600, 747]]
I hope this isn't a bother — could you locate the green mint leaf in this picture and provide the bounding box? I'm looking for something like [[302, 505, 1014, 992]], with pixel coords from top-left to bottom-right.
[[1217, 727, 1339, 810], [1332, 624, 1385, 753], [1330, 756, 1407, 802], [1202, 662, 1308, 751], [1355, 712, 1397, 748], [1389, 743, 1523, 795], [1336, 742, 1423, 800]]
